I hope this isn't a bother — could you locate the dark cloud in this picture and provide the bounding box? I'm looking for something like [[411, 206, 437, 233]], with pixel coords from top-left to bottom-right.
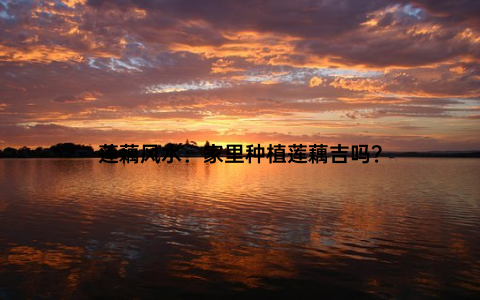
[[407, 0, 480, 30]]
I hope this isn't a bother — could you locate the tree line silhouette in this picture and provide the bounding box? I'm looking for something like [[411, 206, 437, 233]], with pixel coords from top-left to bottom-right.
[[0, 140, 211, 158]]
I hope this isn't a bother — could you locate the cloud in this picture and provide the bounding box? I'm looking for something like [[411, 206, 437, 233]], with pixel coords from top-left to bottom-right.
[[0, 0, 479, 150], [309, 76, 324, 87]]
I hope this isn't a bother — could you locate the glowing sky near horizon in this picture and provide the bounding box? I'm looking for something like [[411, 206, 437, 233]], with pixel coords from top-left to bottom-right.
[[0, 0, 479, 150]]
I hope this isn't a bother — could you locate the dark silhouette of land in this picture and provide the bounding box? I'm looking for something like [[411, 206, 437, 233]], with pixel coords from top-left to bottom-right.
[[0, 142, 479, 159], [0, 142, 207, 158], [1, 143, 97, 158], [381, 151, 480, 158]]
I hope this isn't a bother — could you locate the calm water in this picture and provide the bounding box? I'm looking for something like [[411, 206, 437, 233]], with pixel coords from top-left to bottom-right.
[[0, 158, 479, 299]]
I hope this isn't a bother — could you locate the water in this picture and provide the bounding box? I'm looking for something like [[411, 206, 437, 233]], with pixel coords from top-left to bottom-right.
[[0, 158, 479, 298]]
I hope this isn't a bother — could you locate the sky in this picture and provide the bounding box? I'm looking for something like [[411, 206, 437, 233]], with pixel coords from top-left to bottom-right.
[[0, 0, 479, 151]]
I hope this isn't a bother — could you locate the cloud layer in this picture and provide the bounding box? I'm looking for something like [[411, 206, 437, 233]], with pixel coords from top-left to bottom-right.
[[0, 0, 479, 150]]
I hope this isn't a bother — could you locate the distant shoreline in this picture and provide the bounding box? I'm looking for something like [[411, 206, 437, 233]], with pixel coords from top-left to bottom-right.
[[1, 143, 479, 159], [1, 153, 479, 159], [380, 151, 480, 158]]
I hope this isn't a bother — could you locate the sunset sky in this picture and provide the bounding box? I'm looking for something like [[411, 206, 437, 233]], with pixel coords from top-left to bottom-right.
[[0, 0, 479, 150]]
